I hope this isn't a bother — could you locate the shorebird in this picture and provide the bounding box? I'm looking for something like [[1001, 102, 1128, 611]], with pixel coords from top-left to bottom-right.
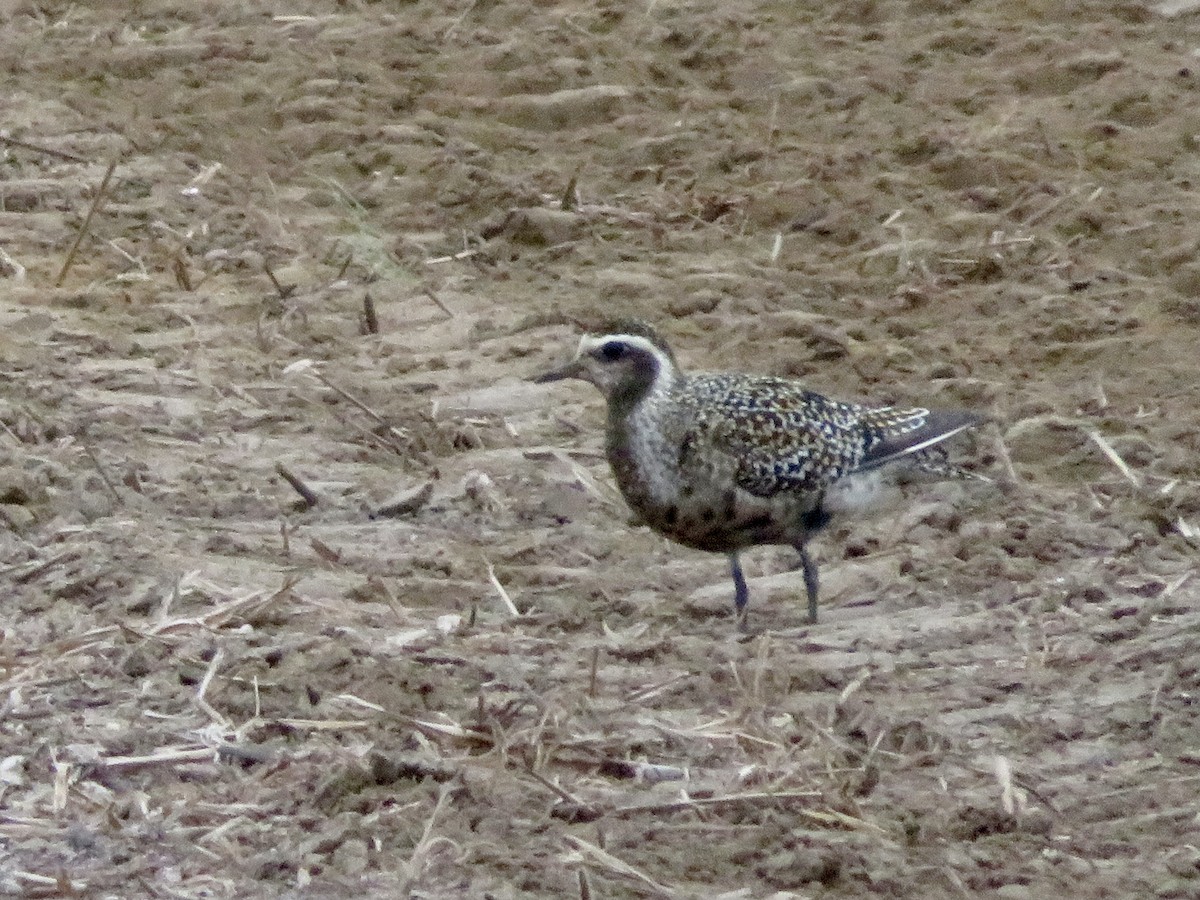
[[533, 321, 985, 626]]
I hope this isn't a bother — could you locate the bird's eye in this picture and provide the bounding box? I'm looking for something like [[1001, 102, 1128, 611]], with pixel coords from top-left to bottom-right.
[[598, 341, 627, 362]]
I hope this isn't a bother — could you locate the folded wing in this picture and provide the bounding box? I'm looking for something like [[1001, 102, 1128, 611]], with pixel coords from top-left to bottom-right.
[[677, 375, 982, 499]]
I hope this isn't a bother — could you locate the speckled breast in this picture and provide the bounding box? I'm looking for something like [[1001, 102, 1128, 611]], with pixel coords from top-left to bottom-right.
[[606, 415, 814, 553]]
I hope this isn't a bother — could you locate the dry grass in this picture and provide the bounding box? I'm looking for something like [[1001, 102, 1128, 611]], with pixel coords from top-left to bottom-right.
[[2, 1, 1200, 898]]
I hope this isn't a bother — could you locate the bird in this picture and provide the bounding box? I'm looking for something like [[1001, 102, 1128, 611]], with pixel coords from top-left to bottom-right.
[[532, 320, 986, 627]]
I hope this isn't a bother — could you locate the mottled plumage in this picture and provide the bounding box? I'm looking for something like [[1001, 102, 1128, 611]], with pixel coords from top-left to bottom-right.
[[534, 322, 985, 626]]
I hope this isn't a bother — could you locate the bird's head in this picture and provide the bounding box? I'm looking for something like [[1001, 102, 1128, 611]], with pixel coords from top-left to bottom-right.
[[532, 321, 679, 406]]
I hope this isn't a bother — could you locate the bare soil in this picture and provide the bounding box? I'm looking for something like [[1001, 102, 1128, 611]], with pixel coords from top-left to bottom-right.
[[2, 1, 1200, 897]]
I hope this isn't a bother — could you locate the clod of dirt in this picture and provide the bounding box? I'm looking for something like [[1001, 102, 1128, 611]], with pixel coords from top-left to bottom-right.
[[757, 844, 853, 888], [0, 466, 43, 505], [493, 85, 630, 131], [372, 480, 435, 518], [484, 208, 584, 246]]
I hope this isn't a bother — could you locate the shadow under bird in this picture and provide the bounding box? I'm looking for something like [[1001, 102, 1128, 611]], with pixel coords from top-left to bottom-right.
[[533, 321, 985, 626]]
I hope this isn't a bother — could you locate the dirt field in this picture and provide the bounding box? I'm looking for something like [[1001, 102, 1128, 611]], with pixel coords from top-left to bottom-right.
[[2, 1, 1200, 897]]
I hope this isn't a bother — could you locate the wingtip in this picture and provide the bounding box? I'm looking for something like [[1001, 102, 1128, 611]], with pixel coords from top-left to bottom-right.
[[857, 407, 986, 472]]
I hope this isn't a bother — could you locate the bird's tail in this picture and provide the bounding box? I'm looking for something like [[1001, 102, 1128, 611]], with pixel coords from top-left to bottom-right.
[[857, 408, 985, 474], [908, 444, 993, 483]]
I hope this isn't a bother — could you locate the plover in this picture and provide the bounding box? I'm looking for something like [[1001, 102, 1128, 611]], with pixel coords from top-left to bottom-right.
[[534, 321, 984, 626]]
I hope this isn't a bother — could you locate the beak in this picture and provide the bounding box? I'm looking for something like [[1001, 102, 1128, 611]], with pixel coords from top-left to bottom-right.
[[530, 359, 583, 384]]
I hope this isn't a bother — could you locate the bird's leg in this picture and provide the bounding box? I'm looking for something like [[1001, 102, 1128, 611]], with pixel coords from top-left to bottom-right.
[[729, 553, 749, 630], [794, 542, 820, 624]]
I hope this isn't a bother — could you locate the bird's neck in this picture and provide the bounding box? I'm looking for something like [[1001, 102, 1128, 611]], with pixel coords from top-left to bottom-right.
[[607, 358, 678, 421], [605, 366, 683, 509]]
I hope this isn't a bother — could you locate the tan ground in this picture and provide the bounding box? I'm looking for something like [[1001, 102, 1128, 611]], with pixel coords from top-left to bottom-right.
[[2, 1, 1200, 897]]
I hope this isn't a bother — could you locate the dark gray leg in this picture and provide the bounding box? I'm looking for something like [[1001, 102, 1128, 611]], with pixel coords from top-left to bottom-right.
[[729, 553, 749, 628], [796, 543, 819, 624]]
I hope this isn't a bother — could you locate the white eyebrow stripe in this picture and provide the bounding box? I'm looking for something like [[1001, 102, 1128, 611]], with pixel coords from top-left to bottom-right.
[[579, 334, 665, 357]]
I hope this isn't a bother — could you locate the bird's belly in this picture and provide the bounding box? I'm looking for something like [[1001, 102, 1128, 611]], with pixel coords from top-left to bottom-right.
[[629, 483, 811, 553], [824, 469, 901, 516], [608, 417, 821, 552]]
